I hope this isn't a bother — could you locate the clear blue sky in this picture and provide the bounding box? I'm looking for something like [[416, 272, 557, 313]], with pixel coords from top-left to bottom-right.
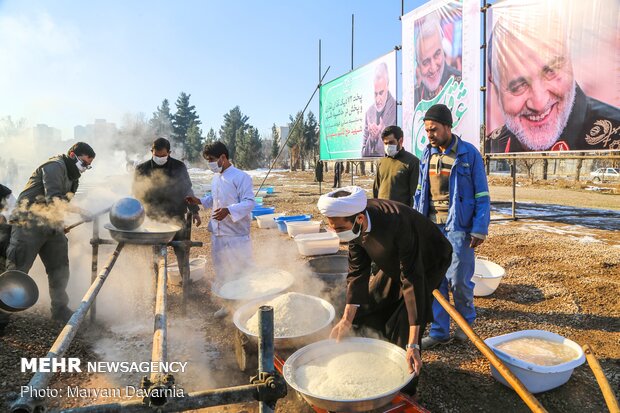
[[0, 0, 427, 140]]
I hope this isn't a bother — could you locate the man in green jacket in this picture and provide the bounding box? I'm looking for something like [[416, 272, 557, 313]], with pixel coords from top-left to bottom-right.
[[373, 126, 420, 207], [1, 142, 95, 332]]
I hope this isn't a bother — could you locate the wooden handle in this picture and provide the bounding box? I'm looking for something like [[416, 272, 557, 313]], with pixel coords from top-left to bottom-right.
[[432, 290, 547, 413], [64, 207, 112, 233], [583, 344, 620, 413]]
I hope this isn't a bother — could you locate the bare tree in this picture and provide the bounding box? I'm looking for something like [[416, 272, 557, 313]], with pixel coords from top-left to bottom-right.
[[518, 159, 540, 183], [574, 153, 585, 182]]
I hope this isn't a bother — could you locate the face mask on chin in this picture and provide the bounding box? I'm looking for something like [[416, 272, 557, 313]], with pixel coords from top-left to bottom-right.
[[385, 144, 399, 157], [208, 160, 222, 173], [152, 155, 168, 166], [336, 219, 362, 242]]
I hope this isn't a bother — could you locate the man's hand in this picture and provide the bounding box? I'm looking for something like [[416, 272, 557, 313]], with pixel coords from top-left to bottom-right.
[[192, 212, 202, 227], [212, 208, 230, 221], [378, 115, 385, 134], [470, 236, 485, 248], [406, 347, 422, 376], [329, 319, 352, 342], [369, 122, 379, 137], [185, 196, 201, 206]]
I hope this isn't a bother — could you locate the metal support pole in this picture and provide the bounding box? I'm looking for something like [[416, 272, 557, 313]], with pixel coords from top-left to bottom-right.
[[57, 383, 273, 413], [351, 162, 355, 185], [181, 212, 192, 315], [511, 158, 517, 220], [93, 238, 116, 245], [144, 245, 171, 407], [11, 243, 125, 413], [90, 216, 99, 322], [351, 14, 354, 71], [258, 306, 275, 413], [480, 0, 489, 158], [318, 39, 321, 84], [168, 240, 202, 248]]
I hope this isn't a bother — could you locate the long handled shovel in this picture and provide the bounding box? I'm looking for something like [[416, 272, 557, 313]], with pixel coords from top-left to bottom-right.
[[582, 344, 620, 413], [64, 206, 112, 233], [432, 289, 547, 413]]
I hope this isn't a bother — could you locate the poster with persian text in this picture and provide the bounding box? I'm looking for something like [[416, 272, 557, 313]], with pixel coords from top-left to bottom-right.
[[319, 51, 397, 160]]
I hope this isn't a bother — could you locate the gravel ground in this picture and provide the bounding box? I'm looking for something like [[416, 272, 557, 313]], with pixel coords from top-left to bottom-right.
[[1, 169, 618, 412]]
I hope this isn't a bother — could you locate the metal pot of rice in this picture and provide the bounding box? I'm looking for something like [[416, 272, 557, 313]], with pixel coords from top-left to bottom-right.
[[283, 337, 414, 412], [233, 292, 335, 349]]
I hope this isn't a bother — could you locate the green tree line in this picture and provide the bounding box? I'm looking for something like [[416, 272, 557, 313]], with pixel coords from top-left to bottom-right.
[[141, 92, 319, 170]]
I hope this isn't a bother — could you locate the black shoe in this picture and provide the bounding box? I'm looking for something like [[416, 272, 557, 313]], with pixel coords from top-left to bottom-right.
[[51, 307, 74, 323]]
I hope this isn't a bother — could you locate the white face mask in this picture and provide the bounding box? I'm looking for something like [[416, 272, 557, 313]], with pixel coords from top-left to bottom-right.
[[75, 157, 90, 173], [208, 161, 222, 173], [385, 144, 399, 157], [336, 220, 362, 242], [152, 155, 168, 166]]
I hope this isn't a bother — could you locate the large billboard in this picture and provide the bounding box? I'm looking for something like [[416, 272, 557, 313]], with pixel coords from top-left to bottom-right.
[[319, 51, 397, 160], [402, 0, 480, 158], [485, 0, 620, 153]]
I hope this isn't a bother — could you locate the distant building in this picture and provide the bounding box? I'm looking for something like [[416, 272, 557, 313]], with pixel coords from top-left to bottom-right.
[[275, 126, 290, 168], [73, 119, 118, 158], [74, 119, 117, 143], [32, 124, 62, 144], [277, 126, 289, 142]]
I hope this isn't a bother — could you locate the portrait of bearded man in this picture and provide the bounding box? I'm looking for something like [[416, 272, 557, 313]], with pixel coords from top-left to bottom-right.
[[413, 13, 462, 105], [485, 2, 620, 152]]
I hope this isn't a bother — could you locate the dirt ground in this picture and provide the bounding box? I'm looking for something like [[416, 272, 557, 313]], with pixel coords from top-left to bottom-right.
[[1, 168, 619, 413]]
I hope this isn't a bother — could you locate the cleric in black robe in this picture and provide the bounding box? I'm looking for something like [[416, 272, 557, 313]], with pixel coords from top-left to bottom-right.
[[318, 186, 452, 393]]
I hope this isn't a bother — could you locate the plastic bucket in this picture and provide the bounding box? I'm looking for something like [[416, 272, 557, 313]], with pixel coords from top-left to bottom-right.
[[472, 258, 505, 296]]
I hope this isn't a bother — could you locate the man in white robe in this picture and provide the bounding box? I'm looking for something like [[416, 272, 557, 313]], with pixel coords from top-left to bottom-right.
[[187, 141, 255, 318]]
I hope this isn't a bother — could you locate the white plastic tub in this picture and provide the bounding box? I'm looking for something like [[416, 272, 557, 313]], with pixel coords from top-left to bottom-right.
[[472, 258, 505, 296], [256, 213, 284, 229], [485, 330, 585, 393], [287, 220, 321, 238], [167, 256, 207, 284], [294, 232, 340, 256]]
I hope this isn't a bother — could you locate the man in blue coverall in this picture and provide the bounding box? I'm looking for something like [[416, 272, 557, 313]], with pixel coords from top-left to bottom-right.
[[414, 104, 490, 348]]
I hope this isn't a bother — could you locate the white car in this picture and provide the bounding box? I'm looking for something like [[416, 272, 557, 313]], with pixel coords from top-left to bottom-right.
[[590, 167, 620, 181]]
